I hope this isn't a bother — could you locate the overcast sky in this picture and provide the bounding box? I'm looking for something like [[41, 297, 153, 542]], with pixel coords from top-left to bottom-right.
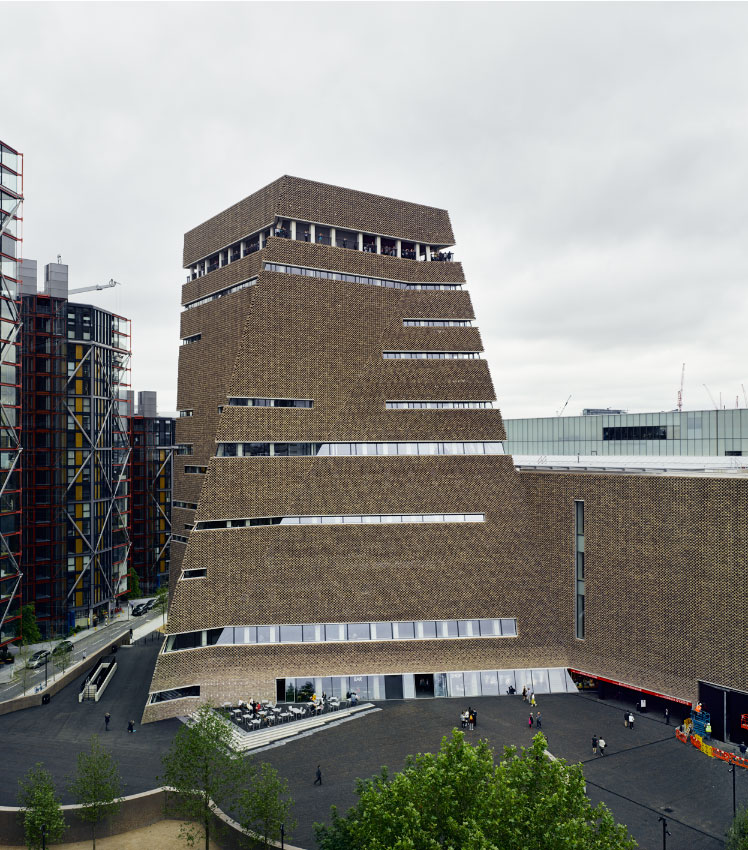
[[5, 2, 748, 419]]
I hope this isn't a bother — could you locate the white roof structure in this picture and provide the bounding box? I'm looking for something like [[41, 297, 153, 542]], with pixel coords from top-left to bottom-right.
[[512, 454, 748, 477]]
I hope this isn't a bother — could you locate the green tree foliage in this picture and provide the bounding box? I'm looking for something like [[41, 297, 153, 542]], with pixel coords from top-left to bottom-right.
[[12, 645, 35, 696], [154, 584, 169, 625], [160, 705, 247, 850], [727, 805, 748, 850], [17, 763, 66, 849], [128, 569, 142, 601], [315, 731, 637, 850], [236, 762, 296, 849], [69, 736, 123, 850], [20, 604, 42, 646]]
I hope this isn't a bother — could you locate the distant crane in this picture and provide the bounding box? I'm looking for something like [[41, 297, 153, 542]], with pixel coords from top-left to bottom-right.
[[704, 384, 719, 410], [677, 363, 685, 412], [742, 384, 747, 408], [556, 395, 571, 416], [68, 279, 121, 295]]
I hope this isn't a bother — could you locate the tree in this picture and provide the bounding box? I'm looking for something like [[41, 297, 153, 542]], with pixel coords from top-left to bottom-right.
[[236, 763, 295, 849], [154, 584, 169, 626], [12, 645, 35, 696], [17, 763, 66, 849], [314, 731, 637, 850], [20, 604, 42, 646], [52, 644, 72, 678], [128, 569, 142, 601], [69, 735, 123, 850], [727, 805, 748, 850], [160, 704, 247, 850]]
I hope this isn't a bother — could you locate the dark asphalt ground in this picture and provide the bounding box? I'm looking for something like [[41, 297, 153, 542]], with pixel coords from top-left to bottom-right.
[[0, 634, 180, 803], [1, 649, 743, 850], [249, 694, 743, 850]]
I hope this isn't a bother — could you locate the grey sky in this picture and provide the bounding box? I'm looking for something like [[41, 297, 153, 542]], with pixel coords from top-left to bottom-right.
[[6, 2, 748, 418]]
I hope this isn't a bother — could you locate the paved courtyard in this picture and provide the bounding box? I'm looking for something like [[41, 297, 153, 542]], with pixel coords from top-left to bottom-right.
[[249, 693, 743, 850], [0, 651, 744, 850]]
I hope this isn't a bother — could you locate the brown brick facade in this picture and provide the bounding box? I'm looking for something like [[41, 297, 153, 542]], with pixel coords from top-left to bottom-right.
[[145, 179, 747, 722]]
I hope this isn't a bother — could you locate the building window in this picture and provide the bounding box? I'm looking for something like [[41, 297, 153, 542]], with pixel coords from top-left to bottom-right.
[[176, 444, 193, 455], [575, 500, 585, 640], [386, 401, 494, 410], [383, 352, 481, 360], [193, 513, 485, 531], [181, 568, 207, 579], [178, 409, 193, 417], [227, 398, 313, 408], [163, 617, 517, 653], [180, 334, 202, 345], [148, 685, 200, 703], [403, 319, 472, 327], [182, 277, 257, 311], [184, 466, 207, 474], [264, 262, 462, 291], [602, 426, 667, 441], [215, 441, 504, 457]]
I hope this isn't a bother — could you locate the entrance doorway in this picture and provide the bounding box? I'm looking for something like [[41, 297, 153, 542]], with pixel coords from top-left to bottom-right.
[[699, 681, 748, 743], [414, 673, 434, 698]]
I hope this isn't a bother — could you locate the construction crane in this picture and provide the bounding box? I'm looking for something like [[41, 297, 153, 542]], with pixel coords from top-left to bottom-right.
[[556, 394, 571, 416], [68, 279, 121, 295], [704, 384, 719, 410], [677, 363, 685, 412]]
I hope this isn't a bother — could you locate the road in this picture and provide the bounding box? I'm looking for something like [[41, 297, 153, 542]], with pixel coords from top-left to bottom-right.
[[0, 607, 164, 702]]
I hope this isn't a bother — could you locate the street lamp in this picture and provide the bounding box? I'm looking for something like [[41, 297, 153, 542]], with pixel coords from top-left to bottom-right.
[[658, 816, 670, 850], [280, 823, 284, 849], [729, 763, 737, 818], [43, 653, 48, 688]]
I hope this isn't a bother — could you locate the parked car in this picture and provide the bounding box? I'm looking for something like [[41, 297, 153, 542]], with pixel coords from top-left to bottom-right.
[[52, 640, 74, 656], [26, 650, 50, 669], [131, 603, 146, 616], [143, 599, 155, 612]]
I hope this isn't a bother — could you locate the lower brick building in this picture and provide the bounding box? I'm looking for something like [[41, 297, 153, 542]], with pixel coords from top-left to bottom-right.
[[145, 177, 748, 742]]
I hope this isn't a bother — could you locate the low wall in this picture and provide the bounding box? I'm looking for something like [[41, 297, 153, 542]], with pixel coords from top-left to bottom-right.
[[0, 787, 306, 849], [0, 634, 129, 718], [676, 728, 748, 767]]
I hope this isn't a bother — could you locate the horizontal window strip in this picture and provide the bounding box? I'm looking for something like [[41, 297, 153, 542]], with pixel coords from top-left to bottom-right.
[[181, 568, 207, 579], [264, 262, 462, 291], [184, 465, 207, 474], [403, 319, 472, 327], [149, 685, 200, 704], [228, 397, 313, 408], [216, 441, 504, 457], [180, 333, 201, 345], [386, 401, 494, 410], [178, 409, 193, 417], [164, 617, 517, 652], [173, 501, 198, 510], [384, 351, 481, 359], [172, 534, 189, 543], [183, 277, 257, 311], [194, 513, 485, 531]]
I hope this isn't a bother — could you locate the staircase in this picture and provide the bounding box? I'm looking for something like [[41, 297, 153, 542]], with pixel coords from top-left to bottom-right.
[[187, 703, 378, 753]]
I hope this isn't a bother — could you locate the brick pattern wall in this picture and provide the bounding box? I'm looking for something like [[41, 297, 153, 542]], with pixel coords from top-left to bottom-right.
[[183, 177, 455, 267], [522, 470, 748, 702]]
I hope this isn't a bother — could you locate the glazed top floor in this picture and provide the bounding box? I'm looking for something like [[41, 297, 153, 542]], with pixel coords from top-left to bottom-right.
[[183, 176, 455, 268]]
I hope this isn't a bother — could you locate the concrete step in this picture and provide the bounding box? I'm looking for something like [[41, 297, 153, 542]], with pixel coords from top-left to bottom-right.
[[212, 703, 377, 753]]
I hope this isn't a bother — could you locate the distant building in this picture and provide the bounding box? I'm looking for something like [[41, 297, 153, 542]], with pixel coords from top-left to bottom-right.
[[129, 392, 174, 596], [505, 409, 748, 457], [20, 261, 132, 634], [0, 141, 23, 649]]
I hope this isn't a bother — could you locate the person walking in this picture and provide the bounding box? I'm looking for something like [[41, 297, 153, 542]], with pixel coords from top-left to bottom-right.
[[664, 706, 670, 725], [127, 720, 135, 733], [599, 737, 607, 756], [628, 712, 635, 730], [530, 693, 537, 708], [104, 712, 111, 731], [592, 734, 598, 754], [472, 708, 478, 728], [314, 765, 322, 786], [536, 712, 542, 729], [528, 712, 534, 728], [468, 710, 475, 731], [705, 722, 712, 740], [522, 685, 528, 702], [624, 711, 629, 728], [739, 742, 747, 758]]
